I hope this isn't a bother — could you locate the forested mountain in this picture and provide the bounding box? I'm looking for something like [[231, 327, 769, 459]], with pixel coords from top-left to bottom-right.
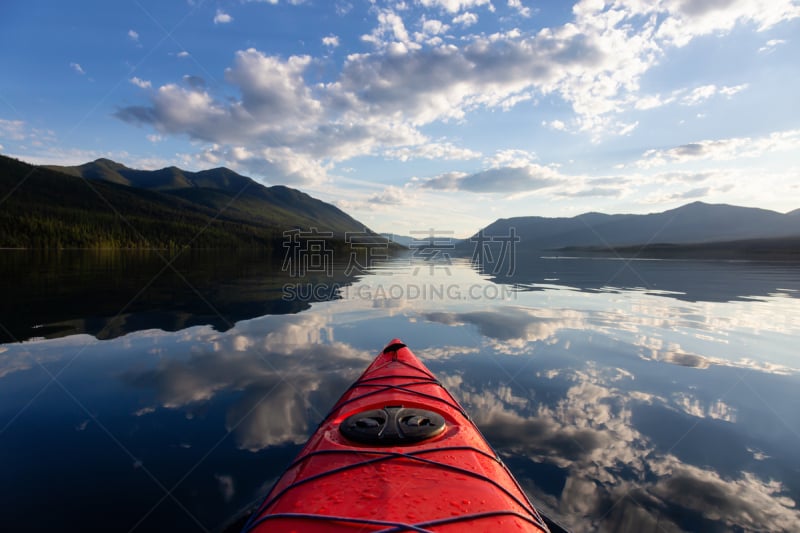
[[1, 155, 377, 249]]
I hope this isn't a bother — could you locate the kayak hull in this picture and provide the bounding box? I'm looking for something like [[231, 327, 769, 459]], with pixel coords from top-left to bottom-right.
[[244, 340, 549, 532]]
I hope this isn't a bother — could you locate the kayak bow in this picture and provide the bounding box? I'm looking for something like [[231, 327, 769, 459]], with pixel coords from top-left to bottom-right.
[[243, 340, 550, 532]]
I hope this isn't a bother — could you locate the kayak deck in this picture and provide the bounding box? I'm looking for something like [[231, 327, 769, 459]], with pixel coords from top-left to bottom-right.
[[243, 340, 550, 532]]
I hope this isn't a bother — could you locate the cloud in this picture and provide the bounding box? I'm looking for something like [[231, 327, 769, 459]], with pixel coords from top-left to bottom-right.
[[554, 183, 626, 199], [113, 0, 799, 184], [116, 47, 427, 183], [452, 11, 478, 26], [654, 0, 800, 47], [439, 362, 800, 532], [413, 17, 450, 46], [0, 118, 27, 141], [0, 118, 58, 152], [507, 0, 531, 17], [182, 74, 205, 89], [566, 0, 796, 129], [637, 129, 800, 168], [759, 38, 787, 53], [633, 82, 749, 110], [673, 393, 736, 422], [681, 83, 748, 105], [418, 0, 493, 14], [415, 151, 631, 199], [719, 83, 748, 97], [681, 84, 718, 106], [322, 34, 340, 48], [361, 8, 415, 49], [177, 51, 190, 58], [633, 93, 676, 110], [384, 141, 481, 161], [214, 9, 233, 24], [129, 77, 152, 89], [648, 458, 799, 531], [421, 163, 564, 193], [128, 29, 139, 42], [368, 185, 410, 205], [422, 307, 587, 352], [115, 85, 225, 136], [122, 314, 371, 451], [122, 5, 639, 151], [69, 62, 85, 75], [543, 119, 567, 131], [214, 474, 235, 502]]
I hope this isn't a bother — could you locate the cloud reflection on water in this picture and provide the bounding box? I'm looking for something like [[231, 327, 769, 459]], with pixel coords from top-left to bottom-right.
[[123, 314, 372, 451], [421, 304, 800, 375], [439, 365, 799, 532]]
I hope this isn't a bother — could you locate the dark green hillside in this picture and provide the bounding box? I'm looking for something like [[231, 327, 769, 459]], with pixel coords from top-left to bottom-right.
[[48, 158, 368, 235], [48, 157, 131, 185], [0, 155, 376, 249], [1, 156, 276, 248]]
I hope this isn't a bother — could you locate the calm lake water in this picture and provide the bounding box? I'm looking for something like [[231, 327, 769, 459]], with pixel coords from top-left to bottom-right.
[[2, 250, 799, 532]]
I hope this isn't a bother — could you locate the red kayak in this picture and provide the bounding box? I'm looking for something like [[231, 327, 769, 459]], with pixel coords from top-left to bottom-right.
[[242, 340, 551, 532]]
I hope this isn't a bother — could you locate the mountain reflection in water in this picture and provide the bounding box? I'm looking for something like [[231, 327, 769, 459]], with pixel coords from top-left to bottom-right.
[[0, 249, 363, 343], [1, 251, 799, 531]]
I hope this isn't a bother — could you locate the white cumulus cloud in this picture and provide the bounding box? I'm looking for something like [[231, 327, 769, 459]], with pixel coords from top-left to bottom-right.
[[507, 0, 531, 17], [418, 0, 493, 14], [452, 11, 478, 26], [129, 77, 152, 89], [421, 163, 565, 193], [214, 10, 233, 24], [113, 0, 799, 186]]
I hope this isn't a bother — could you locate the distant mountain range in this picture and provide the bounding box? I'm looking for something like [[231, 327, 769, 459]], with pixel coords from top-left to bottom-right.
[[468, 202, 800, 255], [380, 233, 415, 248], [0, 155, 378, 249]]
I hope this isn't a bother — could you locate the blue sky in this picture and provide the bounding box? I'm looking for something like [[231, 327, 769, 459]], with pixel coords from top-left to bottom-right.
[[1, 0, 799, 236]]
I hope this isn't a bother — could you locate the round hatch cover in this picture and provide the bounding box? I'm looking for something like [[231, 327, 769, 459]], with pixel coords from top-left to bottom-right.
[[340, 406, 446, 445]]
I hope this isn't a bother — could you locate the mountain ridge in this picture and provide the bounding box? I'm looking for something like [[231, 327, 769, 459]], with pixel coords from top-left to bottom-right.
[[470, 201, 800, 251], [1, 154, 380, 249], [47, 158, 253, 191], [45, 157, 375, 236]]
